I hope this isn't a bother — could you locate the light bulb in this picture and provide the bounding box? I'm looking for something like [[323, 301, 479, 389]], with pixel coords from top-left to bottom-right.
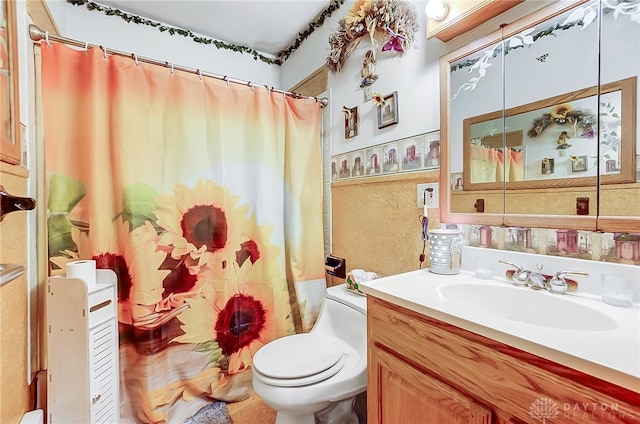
[[425, 0, 449, 21]]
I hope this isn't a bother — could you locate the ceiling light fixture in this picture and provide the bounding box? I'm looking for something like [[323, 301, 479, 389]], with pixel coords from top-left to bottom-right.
[[425, 0, 449, 21]]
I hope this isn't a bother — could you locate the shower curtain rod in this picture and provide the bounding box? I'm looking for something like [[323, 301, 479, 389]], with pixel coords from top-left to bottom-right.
[[28, 24, 329, 108]]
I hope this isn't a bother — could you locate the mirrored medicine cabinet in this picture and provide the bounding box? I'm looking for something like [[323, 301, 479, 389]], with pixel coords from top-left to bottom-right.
[[440, 0, 640, 233]]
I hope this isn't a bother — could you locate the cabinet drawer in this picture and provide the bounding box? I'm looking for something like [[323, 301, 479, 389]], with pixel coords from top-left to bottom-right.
[[88, 284, 115, 328]]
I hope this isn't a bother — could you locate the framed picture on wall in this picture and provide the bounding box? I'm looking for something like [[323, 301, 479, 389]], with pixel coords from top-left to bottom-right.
[[541, 158, 554, 175], [377, 91, 399, 129], [344, 106, 359, 139], [571, 155, 588, 172]]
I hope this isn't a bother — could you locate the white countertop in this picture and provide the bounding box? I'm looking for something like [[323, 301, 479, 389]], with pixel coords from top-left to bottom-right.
[[359, 267, 640, 394]]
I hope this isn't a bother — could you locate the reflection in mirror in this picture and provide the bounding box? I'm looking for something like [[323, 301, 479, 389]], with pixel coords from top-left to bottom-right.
[[447, 40, 505, 224], [465, 78, 635, 190], [502, 1, 598, 221], [598, 0, 640, 231]]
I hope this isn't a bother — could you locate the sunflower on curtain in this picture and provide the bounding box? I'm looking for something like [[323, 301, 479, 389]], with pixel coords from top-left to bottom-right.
[[40, 40, 324, 423]]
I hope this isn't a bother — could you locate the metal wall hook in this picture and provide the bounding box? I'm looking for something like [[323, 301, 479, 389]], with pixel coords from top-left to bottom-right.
[[0, 264, 25, 287], [0, 185, 36, 222]]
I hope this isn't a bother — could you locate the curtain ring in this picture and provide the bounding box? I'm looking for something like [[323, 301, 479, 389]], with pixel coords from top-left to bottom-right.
[[170, 63, 174, 74], [84, 41, 89, 53], [44, 31, 52, 47], [132, 53, 140, 66], [224, 76, 229, 87], [265, 85, 271, 96], [248, 81, 254, 92], [101, 46, 108, 60], [197, 69, 203, 80]]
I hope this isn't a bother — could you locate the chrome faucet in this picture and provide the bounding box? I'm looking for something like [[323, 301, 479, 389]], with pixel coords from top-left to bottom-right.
[[499, 259, 587, 294], [549, 270, 588, 294]]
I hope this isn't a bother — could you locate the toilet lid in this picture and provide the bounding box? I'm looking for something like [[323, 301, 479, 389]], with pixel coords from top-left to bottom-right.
[[253, 333, 344, 384], [253, 355, 345, 387]]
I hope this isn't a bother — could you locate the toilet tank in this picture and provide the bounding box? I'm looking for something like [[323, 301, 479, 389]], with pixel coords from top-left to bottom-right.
[[311, 285, 367, 354], [326, 284, 367, 314]]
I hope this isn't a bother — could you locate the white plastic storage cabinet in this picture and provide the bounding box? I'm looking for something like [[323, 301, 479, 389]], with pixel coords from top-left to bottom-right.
[[47, 270, 119, 424]]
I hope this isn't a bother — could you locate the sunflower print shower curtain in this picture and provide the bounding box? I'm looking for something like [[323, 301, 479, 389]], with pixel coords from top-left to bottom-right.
[[40, 41, 324, 423]]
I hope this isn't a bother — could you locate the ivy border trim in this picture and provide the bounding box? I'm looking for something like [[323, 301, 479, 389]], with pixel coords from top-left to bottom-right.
[[67, 0, 346, 66]]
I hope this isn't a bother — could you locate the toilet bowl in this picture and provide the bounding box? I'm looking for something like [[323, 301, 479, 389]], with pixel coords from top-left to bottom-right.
[[252, 284, 367, 424]]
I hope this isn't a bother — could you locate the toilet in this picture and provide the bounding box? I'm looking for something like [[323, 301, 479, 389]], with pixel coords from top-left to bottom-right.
[[252, 283, 367, 424]]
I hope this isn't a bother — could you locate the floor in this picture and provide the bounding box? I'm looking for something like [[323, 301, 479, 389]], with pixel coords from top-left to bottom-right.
[[227, 394, 277, 423], [227, 392, 367, 424]]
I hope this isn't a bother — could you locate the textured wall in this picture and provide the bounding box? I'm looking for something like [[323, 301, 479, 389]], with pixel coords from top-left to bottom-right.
[[331, 170, 440, 277], [331, 168, 640, 281], [0, 164, 32, 424]]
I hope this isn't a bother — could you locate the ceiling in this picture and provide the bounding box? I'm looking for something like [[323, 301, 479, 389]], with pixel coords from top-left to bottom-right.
[[96, 0, 337, 57]]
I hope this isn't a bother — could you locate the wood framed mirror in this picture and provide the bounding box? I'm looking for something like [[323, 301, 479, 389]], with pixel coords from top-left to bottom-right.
[[0, 0, 21, 164], [440, 0, 640, 232]]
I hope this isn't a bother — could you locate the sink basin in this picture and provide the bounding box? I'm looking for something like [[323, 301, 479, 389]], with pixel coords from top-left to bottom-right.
[[439, 283, 617, 331]]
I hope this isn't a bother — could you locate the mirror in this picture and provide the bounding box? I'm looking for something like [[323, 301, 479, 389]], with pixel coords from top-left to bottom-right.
[[598, 0, 640, 232], [440, 0, 640, 232], [0, 0, 21, 164], [444, 39, 505, 226]]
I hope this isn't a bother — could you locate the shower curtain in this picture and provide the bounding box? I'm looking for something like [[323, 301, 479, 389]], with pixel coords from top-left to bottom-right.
[[470, 144, 524, 183], [40, 41, 324, 423]]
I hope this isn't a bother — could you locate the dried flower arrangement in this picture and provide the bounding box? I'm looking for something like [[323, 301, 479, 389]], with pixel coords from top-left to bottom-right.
[[327, 0, 418, 74], [527, 103, 597, 138]]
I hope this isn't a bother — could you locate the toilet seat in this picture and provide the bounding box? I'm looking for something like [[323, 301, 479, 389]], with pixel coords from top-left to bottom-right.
[[253, 333, 345, 387]]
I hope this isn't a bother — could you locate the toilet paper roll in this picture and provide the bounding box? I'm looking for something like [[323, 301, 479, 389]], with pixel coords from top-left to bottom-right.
[[66, 259, 97, 289]]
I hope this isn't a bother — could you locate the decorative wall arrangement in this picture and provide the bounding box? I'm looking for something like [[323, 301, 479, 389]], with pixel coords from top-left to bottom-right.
[[331, 130, 440, 181], [327, 0, 418, 74]]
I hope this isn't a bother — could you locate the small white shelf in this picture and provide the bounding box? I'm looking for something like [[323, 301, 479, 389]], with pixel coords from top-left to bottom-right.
[[47, 269, 119, 424]]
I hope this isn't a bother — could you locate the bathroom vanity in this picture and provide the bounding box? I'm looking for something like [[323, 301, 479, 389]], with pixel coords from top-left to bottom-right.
[[360, 248, 640, 423]]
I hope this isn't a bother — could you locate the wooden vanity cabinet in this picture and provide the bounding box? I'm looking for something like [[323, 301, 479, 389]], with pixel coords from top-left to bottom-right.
[[367, 296, 640, 423]]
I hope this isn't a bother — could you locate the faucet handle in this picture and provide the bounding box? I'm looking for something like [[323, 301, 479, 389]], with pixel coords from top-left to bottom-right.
[[499, 260, 527, 286], [549, 271, 588, 294]]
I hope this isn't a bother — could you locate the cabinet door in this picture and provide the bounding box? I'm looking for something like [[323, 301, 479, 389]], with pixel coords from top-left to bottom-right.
[[368, 347, 492, 424], [89, 318, 118, 423]]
